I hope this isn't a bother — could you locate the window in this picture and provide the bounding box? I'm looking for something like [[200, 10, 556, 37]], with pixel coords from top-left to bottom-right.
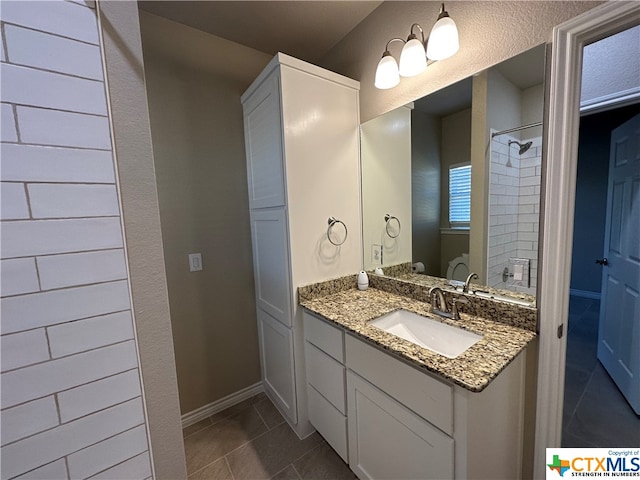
[[449, 163, 471, 228]]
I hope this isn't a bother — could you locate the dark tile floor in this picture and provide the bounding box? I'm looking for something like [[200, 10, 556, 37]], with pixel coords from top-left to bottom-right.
[[183, 393, 356, 479], [562, 296, 640, 447]]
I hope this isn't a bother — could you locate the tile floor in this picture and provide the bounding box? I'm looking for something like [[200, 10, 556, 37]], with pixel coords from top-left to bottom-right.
[[562, 296, 640, 447], [183, 393, 356, 479]]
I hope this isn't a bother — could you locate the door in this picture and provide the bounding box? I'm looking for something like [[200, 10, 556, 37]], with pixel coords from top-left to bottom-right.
[[250, 208, 292, 327], [346, 371, 454, 480], [597, 113, 640, 414], [243, 73, 286, 209], [257, 308, 297, 423]]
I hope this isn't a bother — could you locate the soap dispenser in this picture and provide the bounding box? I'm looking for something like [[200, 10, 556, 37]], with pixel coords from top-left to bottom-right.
[[357, 271, 369, 291]]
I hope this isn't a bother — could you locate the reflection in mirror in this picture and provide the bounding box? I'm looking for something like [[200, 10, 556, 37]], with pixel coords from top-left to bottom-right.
[[361, 44, 546, 304]]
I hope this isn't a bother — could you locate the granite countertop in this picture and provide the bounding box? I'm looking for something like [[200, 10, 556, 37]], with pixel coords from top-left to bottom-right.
[[299, 286, 537, 393]]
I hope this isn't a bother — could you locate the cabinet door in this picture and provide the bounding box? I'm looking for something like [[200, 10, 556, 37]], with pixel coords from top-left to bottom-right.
[[243, 73, 286, 209], [347, 371, 454, 480], [250, 208, 292, 327], [258, 308, 297, 423]]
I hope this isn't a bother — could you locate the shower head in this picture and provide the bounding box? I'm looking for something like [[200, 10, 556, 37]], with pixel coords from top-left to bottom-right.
[[509, 140, 533, 155]]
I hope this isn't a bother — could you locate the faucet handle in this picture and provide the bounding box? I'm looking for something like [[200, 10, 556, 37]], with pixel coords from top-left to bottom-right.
[[451, 296, 469, 320]]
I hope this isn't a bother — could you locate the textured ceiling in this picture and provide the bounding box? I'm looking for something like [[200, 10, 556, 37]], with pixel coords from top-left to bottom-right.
[[138, 1, 383, 64]]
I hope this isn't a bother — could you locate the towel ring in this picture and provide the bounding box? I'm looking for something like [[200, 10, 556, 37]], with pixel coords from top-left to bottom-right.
[[384, 214, 401, 238], [327, 217, 348, 246]]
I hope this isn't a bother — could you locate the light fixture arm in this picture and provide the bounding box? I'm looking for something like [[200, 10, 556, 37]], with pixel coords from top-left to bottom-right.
[[437, 3, 450, 20], [384, 37, 405, 53], [408, 23, 425, 45]]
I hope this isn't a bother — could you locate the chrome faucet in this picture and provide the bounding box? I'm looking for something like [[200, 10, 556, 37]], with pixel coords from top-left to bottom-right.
[[463, 272, 479, 293], [430, 287, 469, 321], [429, 287, 453, 319]]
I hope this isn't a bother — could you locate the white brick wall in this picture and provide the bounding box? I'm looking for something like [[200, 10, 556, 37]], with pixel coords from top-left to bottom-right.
[[0, 2, 152, 478], [3, 24, 104, 80]]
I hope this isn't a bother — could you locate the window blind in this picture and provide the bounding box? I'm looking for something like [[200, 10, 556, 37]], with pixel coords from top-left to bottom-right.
[[449, 163, 471, 226]]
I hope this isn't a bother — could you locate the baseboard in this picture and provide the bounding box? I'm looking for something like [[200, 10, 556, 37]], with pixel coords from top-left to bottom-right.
[[569, 288, 601, 300], [181, 382, 264, 429]]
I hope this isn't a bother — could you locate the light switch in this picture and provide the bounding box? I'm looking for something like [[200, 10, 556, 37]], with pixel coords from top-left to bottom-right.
[[189, 253, 203, 272]]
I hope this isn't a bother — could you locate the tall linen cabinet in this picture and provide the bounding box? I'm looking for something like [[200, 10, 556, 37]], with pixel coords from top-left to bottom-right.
[[241, 53, 362, 437]]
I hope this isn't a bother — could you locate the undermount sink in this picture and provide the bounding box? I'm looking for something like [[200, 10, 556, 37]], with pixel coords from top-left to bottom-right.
[[369, 309, 482, 359]]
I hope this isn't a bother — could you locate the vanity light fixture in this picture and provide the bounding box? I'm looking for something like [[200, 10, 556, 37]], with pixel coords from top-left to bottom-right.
[[374, 3, 459, 89]]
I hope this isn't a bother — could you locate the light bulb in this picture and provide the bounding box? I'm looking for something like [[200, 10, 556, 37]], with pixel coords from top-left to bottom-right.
[[374, 52, 400, 89], [426, 14, 459, 61], [399, 37, 427, 77]]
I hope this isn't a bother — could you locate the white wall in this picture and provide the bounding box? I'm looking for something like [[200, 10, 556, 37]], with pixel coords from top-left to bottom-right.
[[361, 106, 413, 270], [581, 25, 640, 108], [0, 1, 152, 478]]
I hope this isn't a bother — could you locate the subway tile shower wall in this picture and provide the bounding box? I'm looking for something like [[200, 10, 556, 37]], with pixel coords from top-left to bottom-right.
[[487, 134, 541, 295], [0, 2, 153, 479]]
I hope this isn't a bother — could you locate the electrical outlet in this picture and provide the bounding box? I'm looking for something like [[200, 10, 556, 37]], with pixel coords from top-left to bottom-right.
[[189, 253, 203, 272], [371, 244, 382, 265]]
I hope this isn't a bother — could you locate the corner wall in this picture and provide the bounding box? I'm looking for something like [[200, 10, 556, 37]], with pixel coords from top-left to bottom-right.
[[98, 2, 187, 477], [139, 12, 271, 414]]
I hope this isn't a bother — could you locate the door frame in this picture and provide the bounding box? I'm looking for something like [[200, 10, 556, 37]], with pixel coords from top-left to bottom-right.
[[534, 2, 640, 477]]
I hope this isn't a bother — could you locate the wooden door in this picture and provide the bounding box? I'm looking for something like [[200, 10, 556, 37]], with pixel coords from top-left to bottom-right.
[[597, 113, 640, 414]]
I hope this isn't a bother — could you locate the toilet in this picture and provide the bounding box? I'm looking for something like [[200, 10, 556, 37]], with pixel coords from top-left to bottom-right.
[[446, 253, 469, 282]]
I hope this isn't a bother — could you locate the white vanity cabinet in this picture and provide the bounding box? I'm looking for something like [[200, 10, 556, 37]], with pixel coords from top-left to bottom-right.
[[301, 309, 528, 479], [346, 335, 454, 480], [344, 333, 526, 480], [242, 53, 362, 437]]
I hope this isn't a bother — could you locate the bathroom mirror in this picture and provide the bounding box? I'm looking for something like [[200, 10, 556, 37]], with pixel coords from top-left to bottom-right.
[[361, 44, 547, 304]]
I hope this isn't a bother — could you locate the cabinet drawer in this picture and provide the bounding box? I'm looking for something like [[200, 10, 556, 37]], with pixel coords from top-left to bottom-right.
[[307, 384, 348, 462], [303, 312, 344, 362], [345, 334, 453, 435], [305, 342, 346, 413]]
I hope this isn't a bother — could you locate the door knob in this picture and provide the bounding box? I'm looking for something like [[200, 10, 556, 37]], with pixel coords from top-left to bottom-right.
[[595, 258, 609, 266]]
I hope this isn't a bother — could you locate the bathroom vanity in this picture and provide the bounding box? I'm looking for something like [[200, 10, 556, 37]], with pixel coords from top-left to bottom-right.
[[241, 50, 539, 477], [299, 277, 536, 480]]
